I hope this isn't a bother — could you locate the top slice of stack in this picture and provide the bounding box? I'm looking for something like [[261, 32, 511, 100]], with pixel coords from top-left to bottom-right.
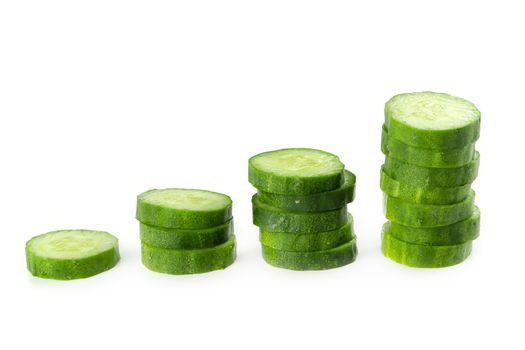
[[380, 92, 481, 268]]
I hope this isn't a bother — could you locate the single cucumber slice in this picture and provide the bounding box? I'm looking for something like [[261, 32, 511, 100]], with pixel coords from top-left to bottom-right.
[[380, 167, 471, 205], [141, 235, 236, 275], [252, 195, 348, 233], [261, 237, 357, 271], [388, 206, 480, 245], [259, 214, 354, 252], [248, 148, 345, 195], [382, 126, 475, 168], [384, 92, 481, 150], [26, 230, 119, 280], [382, 225, 472, 268], [384, 152, 480, 187], [140, 219, 233, 249], [257, 170, 356, 212], [384, 190, 475, 227], [136, 188, 232, 229]]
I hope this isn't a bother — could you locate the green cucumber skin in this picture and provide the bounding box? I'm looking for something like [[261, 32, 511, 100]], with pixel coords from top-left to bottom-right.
[[257, 170, 356, 212], [387, 206, 480, 245], [136, 192, 232, 229], [384, 92, 481, 150], [380, 168, 471, 205], [259, 215, 354, 252], [383, 152, 479, 188], [248, 149, 344, 195], [261, 238, 357, 271], [384, 191, 475, 228], [141, 235, 236, 275], [381, 126, 476, 168], [140, 220, 233, 249], [26, 246, 120, 280], [382, 227, 472, 268], [252, 195, 348, 233]]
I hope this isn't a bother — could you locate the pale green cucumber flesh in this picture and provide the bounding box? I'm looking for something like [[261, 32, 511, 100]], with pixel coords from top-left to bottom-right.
[[380, 167, 471, 205], [261, 237, 357, 271], [384, 190, 475, 227], [382, 126, 476, 168], [383, 152, 479, 188], [384, 91, 481, 149], [249, 148, 345, 195], [141, 235, 236, 275], [252, 195, 348, 233], [257, 170, 356, 212], [136, 188, 232, 229], [387, 206, 480, 245], [26, 230, 120, 280], [259, 214, 354, 252], [139, 219, 233, 249], [382, 226, 472, 268]]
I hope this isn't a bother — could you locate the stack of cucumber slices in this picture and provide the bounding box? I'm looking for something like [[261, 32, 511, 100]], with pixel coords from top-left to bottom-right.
[[249, 148, 358, 270], [136, 188, 236, 274], [380, 92, 481, 268]]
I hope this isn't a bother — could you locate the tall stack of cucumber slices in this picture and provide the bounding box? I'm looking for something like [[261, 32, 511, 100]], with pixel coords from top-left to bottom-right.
[[136, 188, 236, 274], [380, 92, 481, 268], [249, 148, 358, 270]]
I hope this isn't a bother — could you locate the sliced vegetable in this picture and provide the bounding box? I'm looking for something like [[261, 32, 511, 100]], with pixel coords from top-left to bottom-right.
[[387, 206, 480, 245], [382, 226, 472, 268], [252, 195, 348, 233], [257, 170, 356, 212], [261, 237, 357, 270], [259, 214, 354, 252], [140, 219, 233, 249], [384, 91, 481, 149], [384, 190, 475, 227], [380, 167, 471, 205], [136, 188, 232, 229], [141, 235, 236, 275], [248, 148, 344, 195], [26, 230, 119, 280], [382, 126, 475, 168]]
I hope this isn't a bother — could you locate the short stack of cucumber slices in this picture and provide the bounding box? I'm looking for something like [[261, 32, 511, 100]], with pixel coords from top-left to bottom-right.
[[380, 92, 481, 268], [136, 188, 236, 275], [249, 148, 358, 270]]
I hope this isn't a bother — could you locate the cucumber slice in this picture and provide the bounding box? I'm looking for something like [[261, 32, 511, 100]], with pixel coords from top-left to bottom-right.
[[248, 148, 345, 195], [26, 230, 119, 280], [384, 190, 475, 227], [384, 92, 481, 150], [141, 235, 236, 275], [380, 167, 471, 205], [257, 170, 356, 212], [388, 206, 480, 245], [140, 219, 233, 249], [136, 188, 232, 229], [259, 214, 354, 252], [252, 195, 348, 233], [382, 225, 472, 268], [382, 126, 476, 168], [261, 237, 357, 271], [384, 152, 480, 188]]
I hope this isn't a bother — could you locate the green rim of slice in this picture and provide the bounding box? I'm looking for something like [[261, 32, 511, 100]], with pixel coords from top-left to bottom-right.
[[139, 219, 233, 249], [384, 91, 481, 150], [248, 148, 345, 195], [141, 235, 236, 275], [257, 170, 356, 212], [136, 188, 232, 229], [382, 225, 472, 268], [259, 214, 354, 252], [261, 237, 357, 271], [26, 229, 120, 280]]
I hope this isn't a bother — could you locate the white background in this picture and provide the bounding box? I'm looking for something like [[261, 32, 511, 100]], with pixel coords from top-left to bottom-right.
[[1, 1, 523, 349]]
